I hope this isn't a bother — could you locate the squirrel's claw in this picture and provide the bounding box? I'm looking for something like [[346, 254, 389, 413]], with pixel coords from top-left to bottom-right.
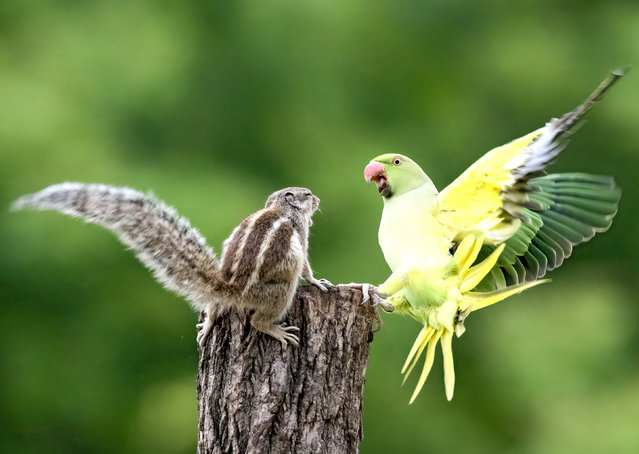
[[276, 324, 300, 348], [196, 314, 215, 347], [308, 277, 332, 292], [280, 325, 300, 332], [255, 322, 300, 348], [319, 278, 333, 287]]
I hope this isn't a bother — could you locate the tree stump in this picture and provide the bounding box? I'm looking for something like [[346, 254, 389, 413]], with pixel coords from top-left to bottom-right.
[[196, 284, 380, 454]]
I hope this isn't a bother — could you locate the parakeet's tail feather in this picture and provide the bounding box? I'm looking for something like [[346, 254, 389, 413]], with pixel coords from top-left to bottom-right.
[[401, 235, 551, 402], [441, 330, 455, 401], [409, 328, 443, 404], [401, 326, 433, 377], [12, 183, 224, 312]]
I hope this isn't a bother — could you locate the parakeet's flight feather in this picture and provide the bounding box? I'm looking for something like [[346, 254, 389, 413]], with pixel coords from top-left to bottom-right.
[[475, 173, 621, 290]]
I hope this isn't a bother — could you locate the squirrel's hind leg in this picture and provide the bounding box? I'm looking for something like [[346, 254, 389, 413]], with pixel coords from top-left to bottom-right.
[[250, 316, 300, 349], [196, 310, 215, 346]]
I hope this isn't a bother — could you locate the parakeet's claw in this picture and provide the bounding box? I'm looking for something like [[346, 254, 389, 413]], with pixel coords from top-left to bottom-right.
[[376, 297, 395, 313], [453, 320, 466, 338], [454, 304, 473, 338], [339, 283, 395, 312], [339, 282, 370, 303], [364, 285, 394, 311], [359, 283, 371, 304]]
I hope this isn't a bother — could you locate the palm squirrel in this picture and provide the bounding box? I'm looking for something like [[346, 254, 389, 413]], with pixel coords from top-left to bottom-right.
[[12, 183, 329, 347]]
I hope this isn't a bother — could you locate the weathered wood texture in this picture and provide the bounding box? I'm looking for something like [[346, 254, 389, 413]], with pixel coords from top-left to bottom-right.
[[197, 284, 379, 454]]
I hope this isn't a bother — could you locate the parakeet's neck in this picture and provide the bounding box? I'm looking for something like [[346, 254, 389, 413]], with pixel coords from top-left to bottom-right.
[[379, 181, 452, 271]]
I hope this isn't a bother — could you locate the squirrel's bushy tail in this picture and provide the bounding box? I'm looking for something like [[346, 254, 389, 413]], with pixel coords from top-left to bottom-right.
[[12, 183, 221, 312]]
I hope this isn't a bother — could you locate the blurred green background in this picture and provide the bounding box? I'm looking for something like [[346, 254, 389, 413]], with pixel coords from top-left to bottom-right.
[[1, 1, 638, 453]]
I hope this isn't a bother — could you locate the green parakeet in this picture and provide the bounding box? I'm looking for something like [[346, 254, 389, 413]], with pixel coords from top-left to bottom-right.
[[364, 70, 624, 402]]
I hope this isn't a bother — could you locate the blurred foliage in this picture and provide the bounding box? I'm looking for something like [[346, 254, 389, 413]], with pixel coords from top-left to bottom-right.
[[1, 1, 638, 453]]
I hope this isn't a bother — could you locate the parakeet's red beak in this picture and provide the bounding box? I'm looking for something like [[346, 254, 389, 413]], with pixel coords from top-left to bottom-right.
[[364, 161, 388, 194]]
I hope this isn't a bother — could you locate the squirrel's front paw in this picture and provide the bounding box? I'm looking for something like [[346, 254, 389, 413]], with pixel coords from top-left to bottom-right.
[[308, 277, 332, 292]]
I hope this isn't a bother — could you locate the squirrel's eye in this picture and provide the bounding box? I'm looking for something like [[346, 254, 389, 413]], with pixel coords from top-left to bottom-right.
[[393, 158, 402, 166]]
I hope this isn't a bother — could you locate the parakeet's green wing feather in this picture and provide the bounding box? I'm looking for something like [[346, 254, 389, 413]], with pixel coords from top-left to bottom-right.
[[475, 173, 621, 291]]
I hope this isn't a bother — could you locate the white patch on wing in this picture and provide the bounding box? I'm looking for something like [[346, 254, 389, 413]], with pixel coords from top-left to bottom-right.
[[503, 122, 566, 178]]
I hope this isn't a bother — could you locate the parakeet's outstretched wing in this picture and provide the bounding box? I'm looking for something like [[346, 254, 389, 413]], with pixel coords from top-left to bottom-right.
[[435, 70, 624, 245], [436, 70, 623, 289], [475, 172, 620, 290]]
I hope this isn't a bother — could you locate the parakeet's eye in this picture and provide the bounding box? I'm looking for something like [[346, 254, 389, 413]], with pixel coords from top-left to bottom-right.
[[393, 158, 402, 166]]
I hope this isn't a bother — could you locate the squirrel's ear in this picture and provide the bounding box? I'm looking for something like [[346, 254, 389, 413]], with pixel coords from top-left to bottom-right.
[[285, 192, 303, 210]]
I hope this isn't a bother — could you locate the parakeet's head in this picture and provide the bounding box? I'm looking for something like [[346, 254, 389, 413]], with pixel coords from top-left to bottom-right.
[[364, 154, 430, 198]]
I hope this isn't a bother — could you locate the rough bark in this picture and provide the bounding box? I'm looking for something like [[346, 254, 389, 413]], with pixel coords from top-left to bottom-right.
[[196, 284, 380, 454]]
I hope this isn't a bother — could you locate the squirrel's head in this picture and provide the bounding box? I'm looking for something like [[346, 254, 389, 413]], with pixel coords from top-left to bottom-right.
[[265, 187, 320, 221]]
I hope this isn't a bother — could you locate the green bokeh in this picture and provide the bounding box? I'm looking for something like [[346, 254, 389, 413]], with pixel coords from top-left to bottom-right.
[[1, 1, 638, 453]]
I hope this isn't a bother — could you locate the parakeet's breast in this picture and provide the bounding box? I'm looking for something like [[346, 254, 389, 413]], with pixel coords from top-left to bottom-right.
[[379, 184, 453, 271]]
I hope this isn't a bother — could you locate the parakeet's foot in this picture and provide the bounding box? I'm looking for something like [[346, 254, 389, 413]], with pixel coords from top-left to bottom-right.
[[196, 313, 215, 346], [376, 296, 396, 313], [454, 303, 474, 337], [340, 283, 395, 312]]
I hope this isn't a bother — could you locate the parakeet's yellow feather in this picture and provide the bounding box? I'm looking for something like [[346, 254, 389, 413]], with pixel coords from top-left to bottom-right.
[[401, 326, 433, 375], [409, 329, 443, 404], [441, 330, 455, 401], [457, 234, 486, 280], [460, 243, 505, 293], [436, 129, 542, 243], [465, 279, 549, 312]]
